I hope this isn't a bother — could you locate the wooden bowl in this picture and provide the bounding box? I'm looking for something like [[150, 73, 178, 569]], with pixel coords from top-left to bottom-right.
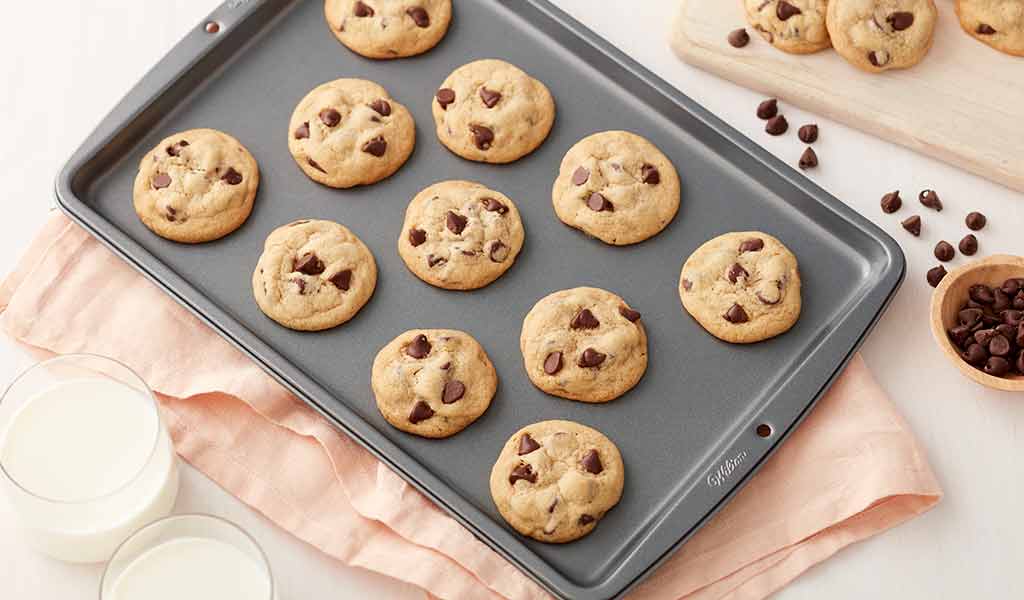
[[930, 254, 1024, 392]]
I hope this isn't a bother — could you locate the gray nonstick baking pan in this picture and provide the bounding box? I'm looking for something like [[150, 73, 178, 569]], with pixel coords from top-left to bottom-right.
[[55, 1, 904, 598]]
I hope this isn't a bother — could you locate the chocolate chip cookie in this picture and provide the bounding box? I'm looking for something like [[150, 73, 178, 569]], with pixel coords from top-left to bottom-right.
[[826, 0, 938, 72], [324, 0, 452, 59], [679, 232, 801, 344], [744, 0, 833, 54], [133, 129, 258, 243], [551, 131, 680, 246], [252, 219, 377, 331], [288, 78, 415, 188], [956, 0, 1024, 56], [520, 287, 647, 403], [398, 180, 525, 290], [432, 59, 555, 164], [489, 420, 624, 543], [371, 329, 497, 438]]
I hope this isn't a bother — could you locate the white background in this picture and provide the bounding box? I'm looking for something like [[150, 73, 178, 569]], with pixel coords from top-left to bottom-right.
[[1, 1, 1022, 598]]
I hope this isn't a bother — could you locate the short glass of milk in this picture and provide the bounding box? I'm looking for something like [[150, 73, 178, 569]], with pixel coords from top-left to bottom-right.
[[0, 354, 179, 563], [100, 513, 275, 600]]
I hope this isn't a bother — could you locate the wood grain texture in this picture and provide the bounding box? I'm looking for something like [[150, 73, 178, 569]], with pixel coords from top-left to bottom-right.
[[671, 0, 1024, 194]]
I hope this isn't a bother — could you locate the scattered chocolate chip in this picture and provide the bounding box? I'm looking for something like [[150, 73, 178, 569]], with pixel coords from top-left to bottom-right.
[[977, 23, 997, 35], [798, 124, 819, 143], [580, 450, 603, 474], [166, 140, 189, 156], [362, 136, 387, 156], [887, 11, 914, 30], [406, 6, 430, 27], [442, 380, 465, 404], [221, 167, 243, 185], [152, 173, 172, 189], [776, 0, 801, 20], [294, 253, 325, 275], [509, 463, 536, 485], [427, 254, 447, 267], [577, 348, 606, 368], [354, 1, 374, 17], [489, 241, 509, 262], [985, 356, 1010, 376], [880, 191, 902, 213], [479, 87, 502, 108], [543, 352, 563, 375], [578, 514, 595, 525], [641, 163, 660, 184], [868, 50, 890, 67], [926, 265, 947, 287], [587, 192, 613, 212], [739, 238, 764, 253], [963, 343, 988, 365], [798, 147, 818, 170], [294, 122, 310, 139], [408, 228, 426, 246], [959, 234, 978, 256], [572, 166, 590, 186], [934, 241, 955, 262], [446, 211, 468, 234], [727, 262, 748, 283], [619, 306, 641, 322], [369, 99, 391, 116], [470, 125, 494, 150], [319, 108, 341, 127], [571, 309, 600, 330], [436, 88, 456, 109], [330, 269, 352, 291], [518, 434, 541, 455], [765, 115, 788, 135], [406, 334, 431, 359], [901, 215, 921, 236], [481, 197, 508, 213], [919, 189, 942, 211], [965, 211, 986, 230], [307, 158, 327, 173], [728, 28, 750, 48], [724, 303, 749, 323], [409, 400, 434, 424], [756, 98, 778, 120]]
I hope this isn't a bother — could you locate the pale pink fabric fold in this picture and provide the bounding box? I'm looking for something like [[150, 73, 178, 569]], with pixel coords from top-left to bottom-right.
[[1, 214, 942, 600]]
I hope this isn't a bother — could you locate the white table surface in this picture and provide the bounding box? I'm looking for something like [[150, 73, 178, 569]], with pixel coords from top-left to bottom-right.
[[1, 1, 1021, 598]]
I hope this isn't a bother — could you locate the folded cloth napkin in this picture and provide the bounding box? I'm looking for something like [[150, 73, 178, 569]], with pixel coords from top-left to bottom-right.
[[1, 214, 941, 600]]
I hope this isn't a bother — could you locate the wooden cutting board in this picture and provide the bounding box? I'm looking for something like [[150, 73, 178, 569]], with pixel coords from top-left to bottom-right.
[[671, 0, 1024, 193]]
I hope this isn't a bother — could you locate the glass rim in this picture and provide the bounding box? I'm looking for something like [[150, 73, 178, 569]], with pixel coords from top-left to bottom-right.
[[0, 353, 162, 504], [99, 513, 275, 599]]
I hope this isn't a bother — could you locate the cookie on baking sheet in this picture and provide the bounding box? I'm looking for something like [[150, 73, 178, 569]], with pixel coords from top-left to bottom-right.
[[133, 129, 258, 243], [520, 287, 647, 403], [826, 0, 938, 72], [743, 0, 832, 54], [955, 0, 1024, 56], [398, 180, 525, 290], [552, 131, 680, 246], [432, 59, 555, 164], [253, 219, 377, 331], [490, 420, 624, 543], [324, 0, 452, 59], [371, 329, 497, 438], [288, 78, 415, 188], [679, 232, 801, 344]]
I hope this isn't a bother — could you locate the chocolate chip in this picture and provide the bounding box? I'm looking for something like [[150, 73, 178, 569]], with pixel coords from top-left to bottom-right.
[[1018, 323, 1024, 347], [965, 212, 986, 230], [330, 269, 352, 291], [975, 328, 997, 346], [739, 238, 764, 253], [362, 136, 387, 156], [727, 262, 748, 283], [427, 254, 447, 268], [798, 147, 818, 170], [470, 125, 494, 150], [977, 23, 997, 35], [436, 88, 455, 110], [990, 334, 1013, 357], [489, 241, 509, 262], [152, 173, 172, 189], [934, 241, 955, 262], [641, 163, 660, 184], [765, 115, 788, 136], [798, 124, 819, 144], [479, 87, 502, 108], [165, 206, 177, 221], [969, 285, 995, 304], [1006, 279, 1024, 296], [580, 450, 603, 474], [446, 211, 468, 234], [481, 197, 508, 213], [1018, 350, 1024, 374], [354, 1, 374, 17], [880, 191, 902, 213], [294, 253, 325, 275], [518, 433, 541, 455], [948, 324, 973, 348], [963, 343, 988, 365], [1003, 310, 1022, 326], [682, 278, 693, 291], [409, 401, 434, 424], [442, 380, 465, 404], [408, 228, 426, 247], [776, 0, 801, 20], [619, 306, 641, 322], [756, 98, 778, 120], [307, 158, 327, 173], [960, 307, 984, 326], [918, 189, 942, 211], [985, 356, 1010, 376], [406, 334, 431, 359], [995, 289, 1013, 312], [319, 108, 341, 127], [868, 50, 890, 67], [221, 167, 243, 185], [577, 348, 606, 368], [439, 362, 451, 370], [887, 11, 914, 30], [548, 498, 558, 514], [1015, 292, 1024, 310], [587, 192, 613, 212], [901, 215, 921, 236], [578, 514, 595, 525], [728, 28, 750, 48], [926, 265, 947, 287], [959, 234, 978, 256], [292, 278, 306, 294], [724, 303, 749, 323], [166, 140, 189, 156], [369, 99, 391, 116], [572, 166, 590, 186], [294, 122, 310, 139], [406, 6, 430, 27], [543, 352, 563, 375], [571, 309, 600, 330], [509, 463, 536, 486]]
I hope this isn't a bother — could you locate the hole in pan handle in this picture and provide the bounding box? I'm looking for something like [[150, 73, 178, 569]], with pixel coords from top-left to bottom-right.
[[756, 423, 773, 438]]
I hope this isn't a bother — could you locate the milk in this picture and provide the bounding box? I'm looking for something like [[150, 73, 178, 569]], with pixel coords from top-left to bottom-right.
[[108, 537, 272, 600], [0, 377, 178, 563]]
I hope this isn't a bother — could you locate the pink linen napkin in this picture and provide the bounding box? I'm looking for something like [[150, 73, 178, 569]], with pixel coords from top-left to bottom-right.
[[1, 214, 942, 600]]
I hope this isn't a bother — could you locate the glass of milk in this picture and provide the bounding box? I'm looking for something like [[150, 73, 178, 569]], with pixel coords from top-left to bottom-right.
[[100, 513, 275, 600], [0, 354, 179, 563]]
